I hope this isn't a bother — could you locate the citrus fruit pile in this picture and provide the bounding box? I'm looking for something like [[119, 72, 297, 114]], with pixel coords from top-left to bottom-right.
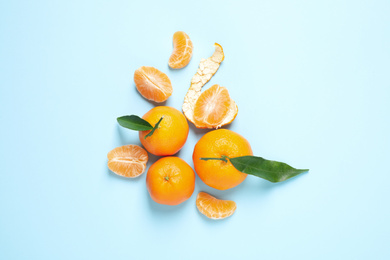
[[108, 31, 308, 220]]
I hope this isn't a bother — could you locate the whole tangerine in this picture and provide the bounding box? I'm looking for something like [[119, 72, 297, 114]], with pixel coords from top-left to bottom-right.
[[193, 129, 253, 190], [139, 106, 189, 156], [146, 157, 195, 205]]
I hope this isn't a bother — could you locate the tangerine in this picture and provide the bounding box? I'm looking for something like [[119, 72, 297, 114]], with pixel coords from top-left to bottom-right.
[[193, 129, 253, 190], [139, 106, 189, 156], [147, 157, 195, 205]]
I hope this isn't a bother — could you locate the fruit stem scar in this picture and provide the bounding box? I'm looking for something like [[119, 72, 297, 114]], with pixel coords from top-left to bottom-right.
[[164, 176, 170, 181], [200, 155, 230, 163], [144, 116, 164, 139]]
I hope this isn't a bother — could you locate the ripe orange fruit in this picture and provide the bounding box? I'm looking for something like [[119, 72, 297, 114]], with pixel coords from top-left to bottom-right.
[[147, 157, 195, 205], [193, 129, 253, 190], [134, 66, 173, 102], [196, 192, 237, 219], [139, 106, 189, 156], [107, 145, 148, 178], [168, 31, 193, 69], [193, 84, 231, 128]]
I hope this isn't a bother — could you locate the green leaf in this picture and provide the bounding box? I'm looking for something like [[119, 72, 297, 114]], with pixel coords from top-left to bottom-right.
[[117, 115, 153, 131], [229, 156, 309, 183], [144, 116, 164, 139]]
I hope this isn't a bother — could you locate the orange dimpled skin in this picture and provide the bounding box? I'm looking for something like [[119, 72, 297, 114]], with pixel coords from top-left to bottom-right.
[[107, 145, 148, 178], [168, 31, 193, 69], [196, 192, 237, 219], [139, 106, 189, 156], [193, 129, 253, 190], [147, 157, 195, 205], [134, 66, 173, 102]]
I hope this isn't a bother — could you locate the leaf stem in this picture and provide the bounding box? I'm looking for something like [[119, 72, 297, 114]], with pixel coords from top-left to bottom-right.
[[144, 116, 164, 139], [200, 155, 230, 163]]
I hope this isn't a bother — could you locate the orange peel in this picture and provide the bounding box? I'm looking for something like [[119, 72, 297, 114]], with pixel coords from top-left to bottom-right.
[[182, 43, 238, 129]]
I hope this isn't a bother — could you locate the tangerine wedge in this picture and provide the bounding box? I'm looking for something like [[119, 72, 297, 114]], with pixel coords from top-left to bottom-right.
[[194, 84, 231, 128], [107, 145, 148, 178], [196, 192, 237, 220], [168, 31, 193, 69], [134, 66, 173, 103]]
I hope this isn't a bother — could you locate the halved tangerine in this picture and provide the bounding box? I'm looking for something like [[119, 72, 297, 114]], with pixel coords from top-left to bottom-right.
[[196, 192, 237, 220], [193, 84, 231, 128], [168, 31, 193, 69], [107, 145, 148, 178], [134, 66, 173, 103]]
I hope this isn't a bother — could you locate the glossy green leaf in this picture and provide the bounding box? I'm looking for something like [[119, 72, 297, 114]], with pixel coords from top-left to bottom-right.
[[229, 156, 309, 183], [117, 115, 153, 131], [144, 117, 163, 139]]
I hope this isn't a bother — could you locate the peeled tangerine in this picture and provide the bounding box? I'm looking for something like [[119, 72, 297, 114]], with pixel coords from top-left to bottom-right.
[[107, 145, 148, 178], [196, 192, 237, 220], [182, 43, 238, 129], [168, 31, 193, 69], [134, 66, 173, 103]]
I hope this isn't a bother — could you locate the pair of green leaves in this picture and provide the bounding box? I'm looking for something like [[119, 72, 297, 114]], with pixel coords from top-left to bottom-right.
[[118, 115, 308, 183], [117, 115, 163, 139], [201, 155, 308, 183]]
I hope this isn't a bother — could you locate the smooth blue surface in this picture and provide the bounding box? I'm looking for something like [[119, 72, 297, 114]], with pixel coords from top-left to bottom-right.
[[1, 1, 389, 259]]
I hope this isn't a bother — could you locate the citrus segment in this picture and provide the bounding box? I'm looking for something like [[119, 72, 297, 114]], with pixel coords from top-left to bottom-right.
[[147, 157, 195, 205], [182, 43, 238, 129], [107, 145, 148, 178], [168, 31, 193, 69], [134, 66, 173, 102], [193, 84, 231, 128], [196, 192, 237, 219]]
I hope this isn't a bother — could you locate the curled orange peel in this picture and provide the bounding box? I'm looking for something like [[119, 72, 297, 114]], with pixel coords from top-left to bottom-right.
[[182, 43, 238, 129]]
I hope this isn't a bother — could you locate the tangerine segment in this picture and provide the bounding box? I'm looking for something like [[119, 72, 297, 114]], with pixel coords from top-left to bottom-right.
[[168, 31, 193, 69], [147, 157, 195, 206], [196, 192, 237, 220], [182, 43, 225, 124], [194, 84, 231, 128], [107, 145, 148, 178], [134, 66, 173, 103]]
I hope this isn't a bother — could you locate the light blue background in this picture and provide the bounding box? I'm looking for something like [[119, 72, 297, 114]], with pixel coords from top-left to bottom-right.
[[1, 0, 389, 259]]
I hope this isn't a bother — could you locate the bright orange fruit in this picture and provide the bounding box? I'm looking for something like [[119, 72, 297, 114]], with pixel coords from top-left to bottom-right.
[[139, 106, 189, 156], [107, 145, 148, 178], [134, 66, 173, 102], [193, 129, 253, 190], [193, 84, 231, 128], [168, 31, 193, 69], [147, 157, 195, 205], [196, 192, 237, 219]]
